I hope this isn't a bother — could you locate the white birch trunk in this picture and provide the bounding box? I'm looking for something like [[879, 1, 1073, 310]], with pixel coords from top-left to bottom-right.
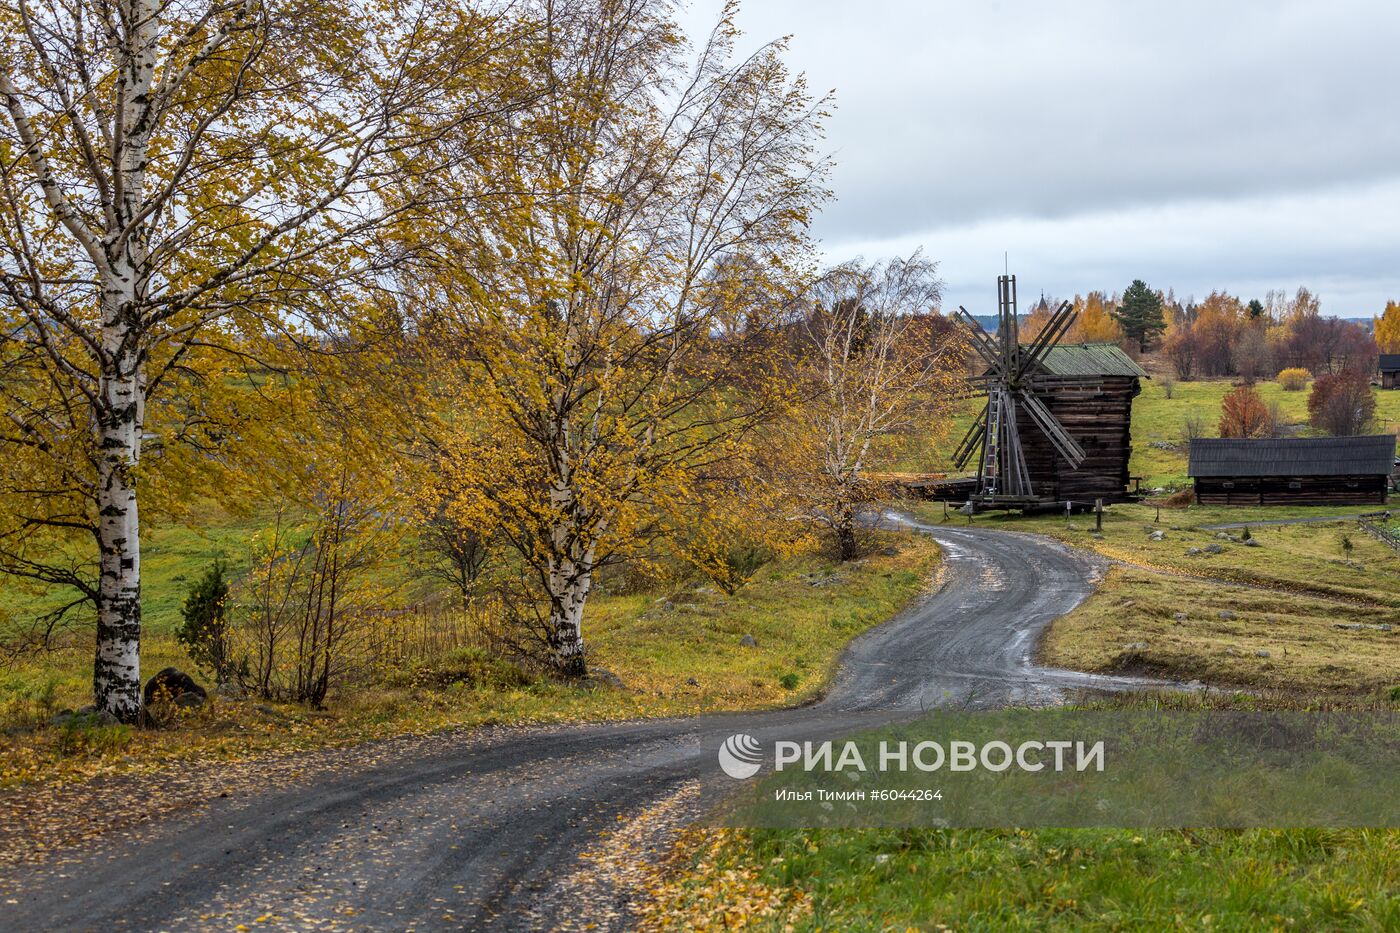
[[545, 555, 590, 676], [92, 1, 155, 721], [544, 478, 594, 676], [93, 282, 145, 721]]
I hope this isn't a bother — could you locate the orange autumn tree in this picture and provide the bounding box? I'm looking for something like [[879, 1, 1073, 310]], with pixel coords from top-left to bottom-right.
[[1067, 292, 1124, 344], [1218, 385, 1273, 438], [1375, 300, 1400, 354]]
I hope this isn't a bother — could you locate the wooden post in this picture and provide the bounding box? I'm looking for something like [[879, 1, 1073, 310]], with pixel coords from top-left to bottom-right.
[[1095, 498, 1103, 532], [1065, 501, 1071, 527], [1155, 505, 1161, 523], [943, 500, 948, 522]]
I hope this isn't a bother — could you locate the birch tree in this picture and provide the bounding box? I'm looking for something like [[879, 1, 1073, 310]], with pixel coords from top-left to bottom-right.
[[778, 254, 963, 560], [0, 0, 521, 719], [411, 0, 828, 676]]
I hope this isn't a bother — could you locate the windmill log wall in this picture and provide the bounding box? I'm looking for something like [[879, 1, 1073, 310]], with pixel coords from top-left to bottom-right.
[[1016, 375, 1141, 503]]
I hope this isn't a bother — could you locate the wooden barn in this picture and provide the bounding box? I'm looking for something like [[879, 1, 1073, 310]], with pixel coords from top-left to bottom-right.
[[1379, 354, 1400, 389], [942, 275, 1148, 511], [1189, 435, 1396, 506]]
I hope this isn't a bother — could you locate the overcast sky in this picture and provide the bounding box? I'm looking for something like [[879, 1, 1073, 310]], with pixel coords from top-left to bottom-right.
[[680, 0, 1400, 317]]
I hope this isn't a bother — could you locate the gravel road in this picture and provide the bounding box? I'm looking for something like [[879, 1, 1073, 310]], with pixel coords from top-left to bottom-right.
[[2, 513, 1163, 931]]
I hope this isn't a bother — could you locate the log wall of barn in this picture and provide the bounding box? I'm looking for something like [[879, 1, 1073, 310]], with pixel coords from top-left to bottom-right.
[[1194, 475, 1390, 506], [1015, 375, 1140, 503]]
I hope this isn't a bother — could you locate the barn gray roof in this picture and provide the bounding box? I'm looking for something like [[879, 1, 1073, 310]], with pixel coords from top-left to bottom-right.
[[1379, 354, 1400, 372], [1032, 344, 1147, 378], [1188, 435, 1397, 478]]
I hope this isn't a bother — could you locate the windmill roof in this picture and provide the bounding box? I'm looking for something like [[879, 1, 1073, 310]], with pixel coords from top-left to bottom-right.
[[1379, 354, 1400, 372], [1030, 344, 1147, 378], [1188, 434, 1397, 478]]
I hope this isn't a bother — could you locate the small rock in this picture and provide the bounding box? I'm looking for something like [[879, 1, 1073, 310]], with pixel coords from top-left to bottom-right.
[[1215, 532, 1235, 541], [880, 546, 899, 557], [584, 667, 626, 690], [143, 667, 207, 707], [685, 677, 700, 687], [1255, 650, 1271, 658], [1244, 538, 1262, 547], [1219, 610, 1237, 620], [1174, 611, 1188, 622], [739, 634, 759, 648], [1186, 547, 1202, 556], [49, 708, 119, 728], [874, 853, 891, 865], [216, 681, 246, 699], [1204, 543, 1225, 554], [1148, 530, 1166, 541], [1334, 622, 1394, 632], [1121, 642, 1149, 650]]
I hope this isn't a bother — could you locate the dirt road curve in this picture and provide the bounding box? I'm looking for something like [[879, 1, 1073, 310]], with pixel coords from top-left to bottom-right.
[[1, 513, 1161, 931]]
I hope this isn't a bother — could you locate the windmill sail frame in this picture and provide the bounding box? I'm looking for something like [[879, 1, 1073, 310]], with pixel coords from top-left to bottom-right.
[[956, 274, 1089, 507]]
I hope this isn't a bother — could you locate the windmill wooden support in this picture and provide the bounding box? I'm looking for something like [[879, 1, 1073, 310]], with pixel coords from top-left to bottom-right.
[[949, 274, 1144, 512]]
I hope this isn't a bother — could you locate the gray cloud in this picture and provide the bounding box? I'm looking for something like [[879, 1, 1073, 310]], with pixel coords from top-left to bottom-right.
[[681, 0, 1400, 314]]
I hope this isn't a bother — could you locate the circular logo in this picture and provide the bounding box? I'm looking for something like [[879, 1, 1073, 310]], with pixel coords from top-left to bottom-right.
[[717, 733, 763, 779]]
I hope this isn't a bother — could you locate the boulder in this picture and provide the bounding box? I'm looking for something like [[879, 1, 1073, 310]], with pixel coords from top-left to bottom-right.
[[1255, 649, 1271, 658], [1244, 538, 1262, 547], [1173, 611, 1188, 622], [1148, 530, 1166, 541], [143, 667, 207, 707], [1218, 610, 1237, 620], [739, 634, 759, 648], [1204, 543, 1225, 554]]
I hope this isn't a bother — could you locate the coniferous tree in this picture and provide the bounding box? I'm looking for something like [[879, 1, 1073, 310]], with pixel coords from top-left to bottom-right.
[[1112, 280, 1167, 352]]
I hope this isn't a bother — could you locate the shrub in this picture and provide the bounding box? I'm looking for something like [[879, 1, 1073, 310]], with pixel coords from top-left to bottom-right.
[[176, 561, 237, 684], [1218, 385, 1272, 438], [779, 672, 801, 691], [383, 646, 532, 691], [1308, 371, 1376, 436], [1277, 367, 1311, 391]]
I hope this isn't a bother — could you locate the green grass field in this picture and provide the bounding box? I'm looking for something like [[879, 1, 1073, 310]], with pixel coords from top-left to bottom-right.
[[648, 826, 1400, 931]]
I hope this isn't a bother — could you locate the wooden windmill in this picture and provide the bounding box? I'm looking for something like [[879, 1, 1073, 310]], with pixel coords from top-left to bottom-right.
[[951, 275, 1088, 504]]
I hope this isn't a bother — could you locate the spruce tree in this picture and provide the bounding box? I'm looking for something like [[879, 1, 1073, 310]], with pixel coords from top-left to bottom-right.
[[1113, 279, 1166, 352]]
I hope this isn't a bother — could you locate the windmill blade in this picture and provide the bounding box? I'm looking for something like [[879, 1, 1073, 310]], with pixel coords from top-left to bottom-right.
[[1020, 301, 1077, 374], [1021, 300, 1074, 364], [996, 392, 1031, 497], [1018, 390, 1087, 467], [952, 404, 989, 470], [956, 306, 1007, 375]]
